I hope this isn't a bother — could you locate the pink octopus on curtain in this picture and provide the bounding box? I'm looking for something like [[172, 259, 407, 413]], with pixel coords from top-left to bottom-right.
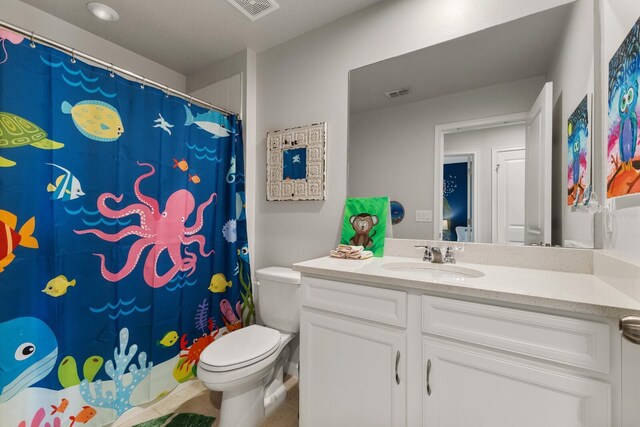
[[75, 162, 216, 288]]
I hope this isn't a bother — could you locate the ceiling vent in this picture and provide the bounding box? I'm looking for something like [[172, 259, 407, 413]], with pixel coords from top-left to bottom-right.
[[385, 88, 410, 99], [227, 0, 280, 21]]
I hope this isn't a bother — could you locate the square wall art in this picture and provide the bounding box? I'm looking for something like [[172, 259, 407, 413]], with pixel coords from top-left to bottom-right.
[[267, 122, 326, 201], [607, 17, 640, 198], [567, 95, 591, 206]]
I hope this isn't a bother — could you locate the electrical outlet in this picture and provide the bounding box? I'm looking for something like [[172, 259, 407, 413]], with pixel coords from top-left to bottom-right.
[[416, 210, 433, 222]]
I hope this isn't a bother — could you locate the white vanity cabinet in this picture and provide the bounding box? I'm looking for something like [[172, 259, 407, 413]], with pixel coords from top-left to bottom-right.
[[300, 276, 622, 427], [421, 296, 613, 427], [300, 277, 407, 427]]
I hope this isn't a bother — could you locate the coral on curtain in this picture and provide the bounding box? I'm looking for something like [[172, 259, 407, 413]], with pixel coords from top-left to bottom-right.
[[0, 30, 253, 426]]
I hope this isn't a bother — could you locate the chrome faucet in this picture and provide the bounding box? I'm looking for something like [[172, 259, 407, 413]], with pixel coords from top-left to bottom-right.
[[415, 245, 444, 263], [415, 245, 433, 262], [430, 246, 444, 264], [416, 244, 462, 264]]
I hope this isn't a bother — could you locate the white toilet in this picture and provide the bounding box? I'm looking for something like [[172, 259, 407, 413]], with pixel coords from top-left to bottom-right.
[[198, 267, 300, 427]]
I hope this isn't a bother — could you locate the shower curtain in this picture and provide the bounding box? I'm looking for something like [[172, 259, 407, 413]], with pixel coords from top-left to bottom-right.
[[0, 31, 252, 426]]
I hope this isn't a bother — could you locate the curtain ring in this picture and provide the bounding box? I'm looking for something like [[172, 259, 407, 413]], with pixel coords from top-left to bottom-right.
[[108, 63, 115, 78], [164, 85, 169, 98], [140, 76, 146, 89], [188, 96, 193, 107], [70, 49, 76, 64], [29, 32, 36, 48]]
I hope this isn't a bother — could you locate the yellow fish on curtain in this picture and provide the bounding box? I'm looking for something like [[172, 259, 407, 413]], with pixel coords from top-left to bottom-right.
[[0, 31, 253, 426]]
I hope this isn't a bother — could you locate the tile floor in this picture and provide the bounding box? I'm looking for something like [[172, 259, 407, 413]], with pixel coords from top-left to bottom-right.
[[112, 375, 299, 427]]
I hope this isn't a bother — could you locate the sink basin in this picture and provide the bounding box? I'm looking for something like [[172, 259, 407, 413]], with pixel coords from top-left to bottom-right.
[[381, 262, 484, 279]]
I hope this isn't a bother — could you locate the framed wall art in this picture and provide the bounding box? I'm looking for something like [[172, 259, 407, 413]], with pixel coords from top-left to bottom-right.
[[267, 122, 327, 201], [607, 17, 640, 198], [567, 95, 591, 206]]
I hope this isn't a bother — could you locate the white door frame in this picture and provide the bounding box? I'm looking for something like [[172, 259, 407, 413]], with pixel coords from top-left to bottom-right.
[[443, 152, 477, 242], [491, 147, 525, 243], [433, 112, 528, 240]]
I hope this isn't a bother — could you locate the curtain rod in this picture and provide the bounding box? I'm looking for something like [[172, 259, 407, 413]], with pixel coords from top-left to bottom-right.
[[0, 19, 238, 118]]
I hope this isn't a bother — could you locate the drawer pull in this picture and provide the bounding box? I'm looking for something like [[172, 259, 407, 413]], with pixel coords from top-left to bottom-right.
[[395, 350, 401, 385], [621, 316, 640, 345], [426, 359, 432, 396]]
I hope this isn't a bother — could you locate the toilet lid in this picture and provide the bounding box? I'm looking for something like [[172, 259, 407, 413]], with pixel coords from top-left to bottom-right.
[[199, 325, 281, 371]]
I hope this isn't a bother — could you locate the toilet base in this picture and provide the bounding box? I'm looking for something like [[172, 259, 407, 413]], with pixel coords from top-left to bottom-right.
[[218, 381, 266, 427], [199, 332, 294, 427], [264, 343, 290, 418], [216, 340, 291, 427]]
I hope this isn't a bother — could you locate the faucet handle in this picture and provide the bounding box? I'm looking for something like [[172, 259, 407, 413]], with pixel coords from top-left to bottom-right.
[[415, 245, 433, 262], [444, 245, 462, 264]]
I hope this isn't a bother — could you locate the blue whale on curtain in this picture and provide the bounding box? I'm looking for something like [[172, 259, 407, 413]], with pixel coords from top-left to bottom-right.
[[0, 28, 253, 425]]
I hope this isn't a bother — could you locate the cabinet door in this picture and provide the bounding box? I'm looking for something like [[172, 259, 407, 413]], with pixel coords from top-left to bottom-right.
[[423, 338, 611, 427], [300, 310, 406, 427], [622, 338, 640, 426]]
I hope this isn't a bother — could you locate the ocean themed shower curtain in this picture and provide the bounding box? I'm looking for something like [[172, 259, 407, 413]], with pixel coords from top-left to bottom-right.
[[0, 31, 253, 426]]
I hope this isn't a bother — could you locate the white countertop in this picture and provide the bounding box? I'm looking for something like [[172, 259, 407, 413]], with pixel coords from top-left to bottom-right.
[[293, 255, 640, 318]]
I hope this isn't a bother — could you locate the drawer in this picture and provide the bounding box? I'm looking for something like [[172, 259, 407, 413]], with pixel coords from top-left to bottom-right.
[[422, 295, 610, 373], [302, 277, 407, 327]]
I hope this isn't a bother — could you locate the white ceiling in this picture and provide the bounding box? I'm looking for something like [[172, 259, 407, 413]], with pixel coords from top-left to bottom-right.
[[349, 4, 574, 114], [18, 0, 383, 75]]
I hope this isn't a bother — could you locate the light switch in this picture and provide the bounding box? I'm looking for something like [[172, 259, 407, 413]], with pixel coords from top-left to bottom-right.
[[416, 210, 433, 222]]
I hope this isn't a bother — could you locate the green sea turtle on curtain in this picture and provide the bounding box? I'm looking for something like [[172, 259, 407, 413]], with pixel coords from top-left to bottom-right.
[[0, 112, 65, 167], [0, 29, 252, 426]]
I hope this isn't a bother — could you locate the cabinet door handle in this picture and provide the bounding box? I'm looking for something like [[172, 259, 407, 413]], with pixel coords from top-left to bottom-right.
[[426, 359, 432, 396], [621, 316, 640, 345], [395, 350, 401, 385]]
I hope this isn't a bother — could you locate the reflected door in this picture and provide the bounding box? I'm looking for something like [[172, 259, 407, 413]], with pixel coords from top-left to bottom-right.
[[494, 149, 525, 244], [524, 82, 553, 245]]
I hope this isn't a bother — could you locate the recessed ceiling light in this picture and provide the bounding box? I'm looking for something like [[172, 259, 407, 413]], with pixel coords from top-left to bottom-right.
[[86, 2, 119, 22]]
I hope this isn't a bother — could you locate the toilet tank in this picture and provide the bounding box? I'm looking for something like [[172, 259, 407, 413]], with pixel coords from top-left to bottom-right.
[[256, 267, 301, 333]]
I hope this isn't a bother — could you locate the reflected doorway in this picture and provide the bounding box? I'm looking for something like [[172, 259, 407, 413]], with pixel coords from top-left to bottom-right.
[[443, 154, 474, 242], [439, 118, 528, 243]]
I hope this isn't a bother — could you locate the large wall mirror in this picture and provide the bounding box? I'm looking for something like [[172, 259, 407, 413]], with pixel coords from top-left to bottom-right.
[[348, 0, 600, 248]]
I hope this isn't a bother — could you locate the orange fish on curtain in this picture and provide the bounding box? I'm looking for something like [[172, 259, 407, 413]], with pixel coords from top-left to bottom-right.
[[0, 210, 38, 272]]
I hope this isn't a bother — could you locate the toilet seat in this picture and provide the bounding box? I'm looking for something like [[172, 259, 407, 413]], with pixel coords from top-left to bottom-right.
[[200, 325, 282, 372]]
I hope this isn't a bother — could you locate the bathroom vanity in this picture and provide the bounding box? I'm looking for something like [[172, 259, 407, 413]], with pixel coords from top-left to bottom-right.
[[294, 245, 640, 427]]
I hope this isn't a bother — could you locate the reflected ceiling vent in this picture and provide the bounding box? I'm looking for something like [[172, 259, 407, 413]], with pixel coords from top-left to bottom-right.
[[227, 0, 280, 21], [384, 88, 410, 99]]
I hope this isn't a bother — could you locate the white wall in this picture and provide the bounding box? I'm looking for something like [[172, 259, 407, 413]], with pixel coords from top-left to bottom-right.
[[348, 77, 544, 240], [190, 73, 243, 119], [601, 0, 640, 261], [444, 124, 526, 243], [255, 0, 574, 270], [547, 0, 596, 248], [187, 50, 247, 94], [3, 0, 185, 90]]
